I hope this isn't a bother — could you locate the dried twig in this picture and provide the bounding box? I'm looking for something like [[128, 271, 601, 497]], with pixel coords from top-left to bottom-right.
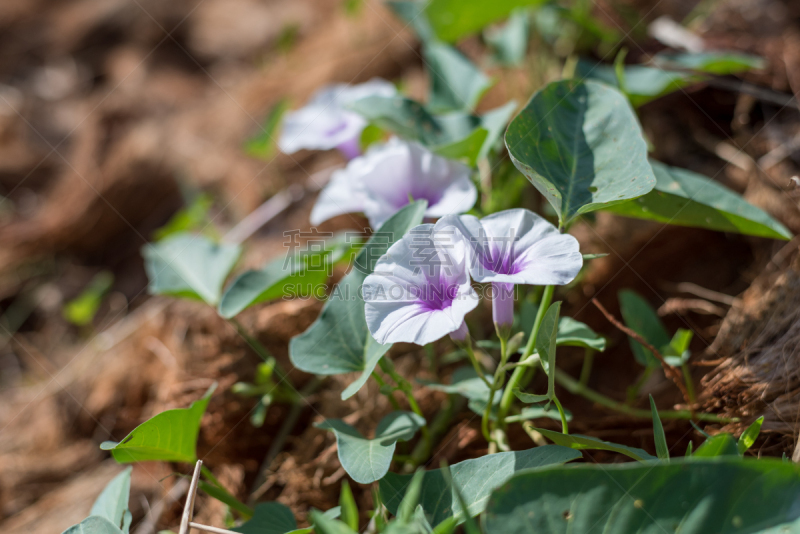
[[591, 298, 691, 404]]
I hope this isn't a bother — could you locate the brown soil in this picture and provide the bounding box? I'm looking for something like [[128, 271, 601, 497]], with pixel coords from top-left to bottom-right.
[[2, 0, 800, 532]]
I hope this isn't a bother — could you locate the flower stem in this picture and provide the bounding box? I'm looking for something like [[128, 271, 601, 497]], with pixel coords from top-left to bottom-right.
[[497, 285, 554, 427], [372, 371, 401, 410], [463, 338, 491, 388], [554, 368, 737, 422], [378, 358, 432, 448], [482, 335, 509, 444]]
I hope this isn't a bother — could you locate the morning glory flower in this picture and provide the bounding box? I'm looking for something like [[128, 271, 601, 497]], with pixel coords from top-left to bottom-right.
[[363, 222, 478, 346], [310, 138, 477, 228], [278, 78, 396, 159], [438, 209, 582, 330]]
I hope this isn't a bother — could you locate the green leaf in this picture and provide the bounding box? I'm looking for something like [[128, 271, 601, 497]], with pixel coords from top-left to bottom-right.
[[289, 202, 427, 400], [574, 59, 696, 108], [694, 433, 740, 458], [432, 127, 488, 166], [143, 233, 241, 306], [554, 315, 606, 351], [536, 302, 560, 398], [425, 0, 546, 43], [534, 427, 656, 461], [339, 481, 359, 531], [245, 99, 289, 159], [662, 328, 693, 367], [649, 395, 669, 461], [421, 366, 493, 403], [309, 511, 358, 534], [218, 233, 359, 318], [233, 502, 297, 534], [483, 458, 800, 534], [90, 468, 132, 532], [316, 411, 426, 484], [153, 194, 214, 241], [62, 517, 124, 534], [198, 479, 253, 518], [618, 289, 670, 367], [100, 384, 215, 463], [606, 160, 792, 240], [485, 9, 530, 66], [425, 41, 493, 112], [286, 508, 341, 534], [652, 51, 765, 75], [519, 301, 606, 352], [380, 446, 581, 525], [738, 416, 764, 455], [505, 79, 655, 225], [397, 470, 425, 523], [63, 271, 114, 326]]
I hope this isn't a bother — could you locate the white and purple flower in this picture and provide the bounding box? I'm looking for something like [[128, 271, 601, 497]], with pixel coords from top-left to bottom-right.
[[363, 223, 478, 346], [278, 78, 396, 159], [310, 138, 477, 228], [439, 209, 583, 329]]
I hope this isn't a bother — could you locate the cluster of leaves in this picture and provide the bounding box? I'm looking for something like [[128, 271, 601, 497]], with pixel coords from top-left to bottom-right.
[[86, 1, 800, 533]]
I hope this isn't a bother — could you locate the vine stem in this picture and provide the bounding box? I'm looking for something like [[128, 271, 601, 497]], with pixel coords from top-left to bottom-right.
[[497, 285, 554, 427], [554, 368, 737, 423], [482, 335, 509, 444], [378, 359, 432, 448]]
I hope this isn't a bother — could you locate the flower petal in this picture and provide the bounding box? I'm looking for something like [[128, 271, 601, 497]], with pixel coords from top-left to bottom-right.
[[278, 79, 396, 154], [364, 223, 477, 345], [309, 171, 366, 225], [441, 209, 583, 285]]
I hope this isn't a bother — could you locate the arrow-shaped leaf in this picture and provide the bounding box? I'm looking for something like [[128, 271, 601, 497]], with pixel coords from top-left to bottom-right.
[[317, 411, 426, 484], [100, 384, 215, 463], [143, 233, 241, 305]]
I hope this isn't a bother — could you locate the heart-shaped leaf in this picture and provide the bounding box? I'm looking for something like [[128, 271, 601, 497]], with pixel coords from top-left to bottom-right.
[[483, 458, 800, 534], [506, 79, 655, 225], [100, 384, 215, 463], [425, 0, 546, 43], [90, 468, 132, 532], [233, 502, 297, 534], [425, 41, 493, 112], [380, 445, 581, 525], [143, 233, 241, 305], [316, 411, 426, 484], [62, 516, 124, 534], [218, 233, 360, 318], [618, 289, 670, 368], [575, 59, 695, 108], [606, 160, 791, 240], [289, 202, 426, 400], [534, 427, 656, 461]]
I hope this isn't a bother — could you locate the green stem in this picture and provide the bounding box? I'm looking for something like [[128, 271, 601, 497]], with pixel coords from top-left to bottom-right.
[[579, 348, 595, 387], [482, 335, 510, 444], [379, 358, 432, 447], [554, 368, 737, 422], [201, 465, 254, 518], [405, 394, 465, 471], [552, 396, 569, 434], [497, 285, 554, 427], [463, 338, 491, 388], [372, 371, 401, 410]]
